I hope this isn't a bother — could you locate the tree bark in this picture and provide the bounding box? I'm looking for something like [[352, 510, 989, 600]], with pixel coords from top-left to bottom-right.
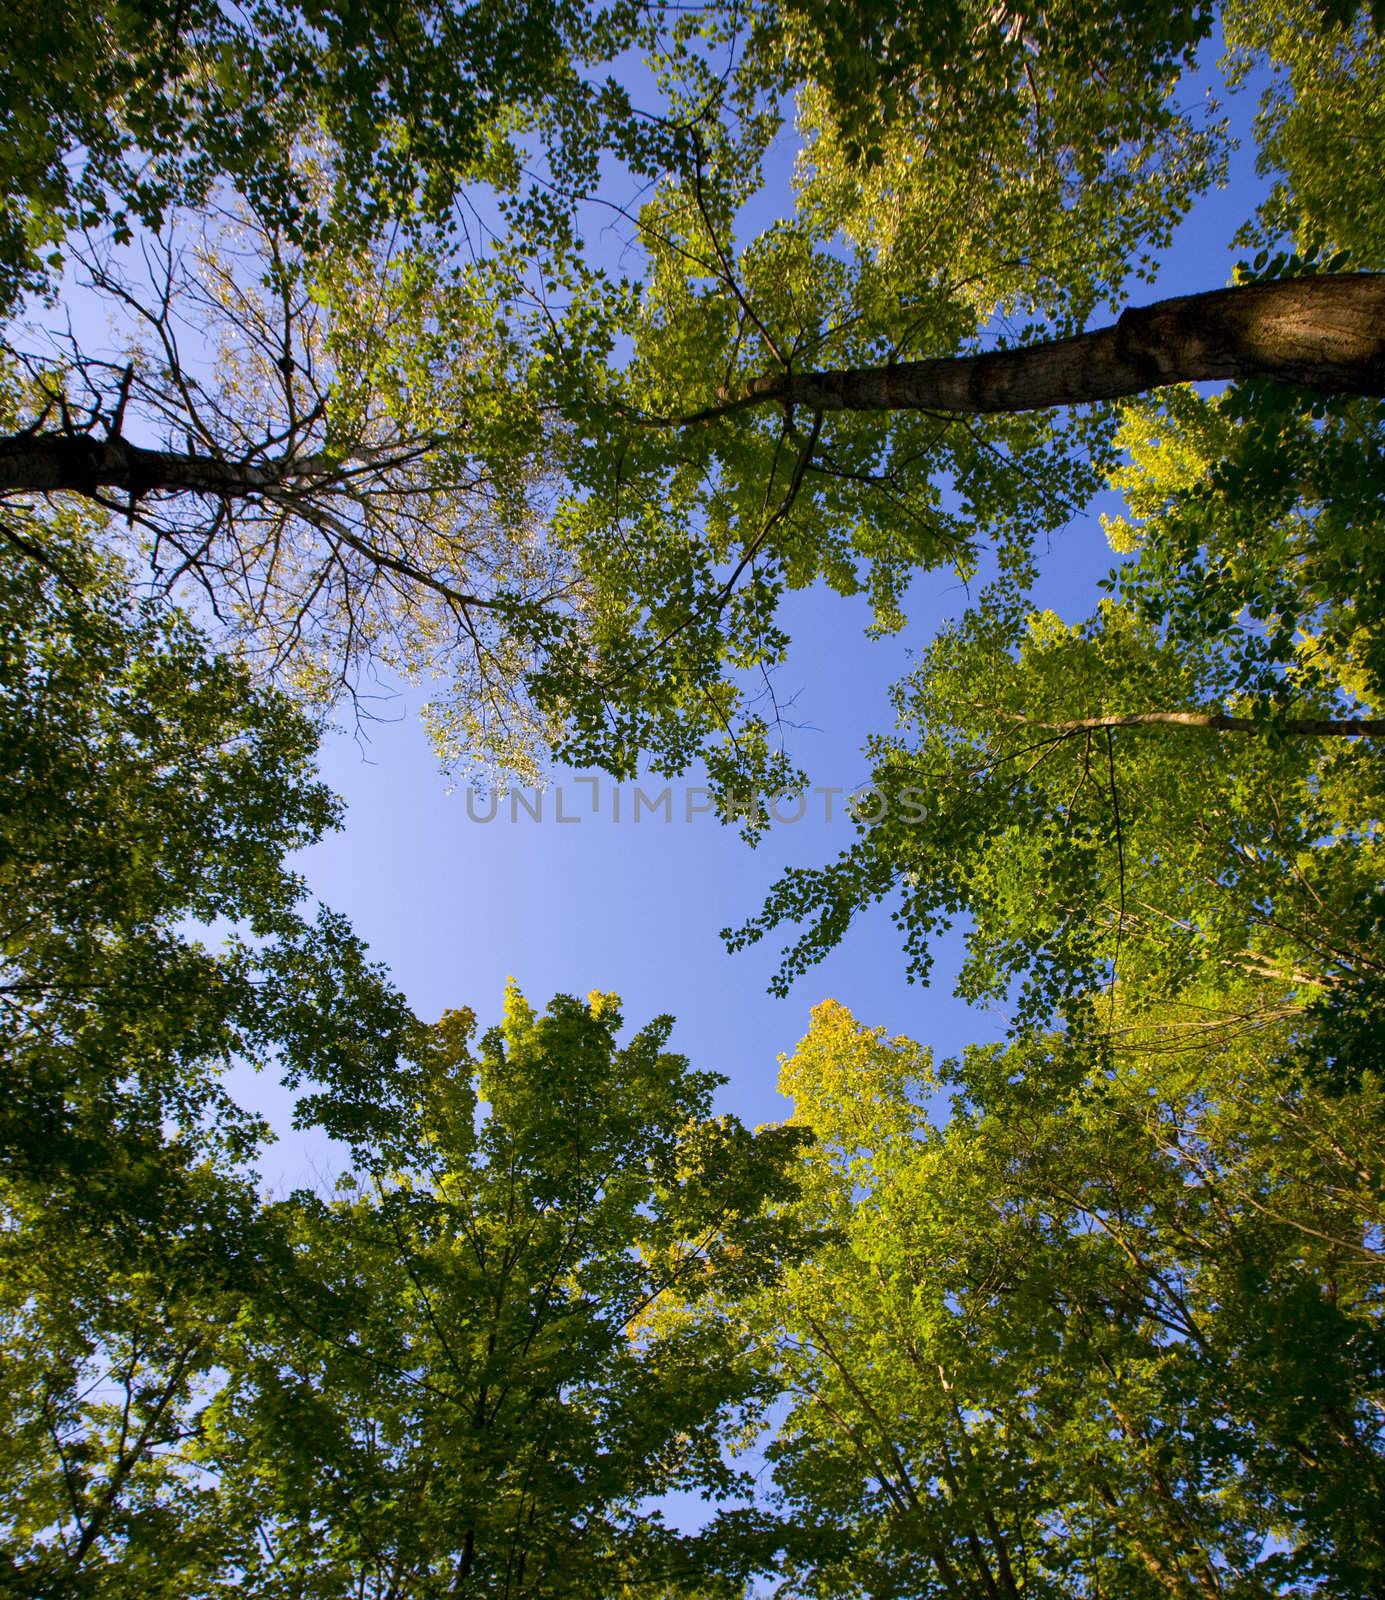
[[680, 273, 1385, 421], [1002, 710, 1385, 738], [0, 432, 319, 499]]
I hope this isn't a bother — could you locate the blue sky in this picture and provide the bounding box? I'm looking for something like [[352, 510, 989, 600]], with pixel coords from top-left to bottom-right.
[[243, 39, 1275, 1196]]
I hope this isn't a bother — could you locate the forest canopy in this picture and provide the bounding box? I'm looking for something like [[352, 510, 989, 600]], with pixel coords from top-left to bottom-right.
[[1, 0, 1383, 1593]]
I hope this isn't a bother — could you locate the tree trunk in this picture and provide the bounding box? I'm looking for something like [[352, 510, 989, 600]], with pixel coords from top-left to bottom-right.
[[691, 273, 1385, 420], [1001, 710, 1385, 738], [0, 432, 314, 499]]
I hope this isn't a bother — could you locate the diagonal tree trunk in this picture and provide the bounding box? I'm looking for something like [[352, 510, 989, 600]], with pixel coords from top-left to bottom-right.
[[998, 710, 1385, 738], [668, 273, 1385, 423]]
